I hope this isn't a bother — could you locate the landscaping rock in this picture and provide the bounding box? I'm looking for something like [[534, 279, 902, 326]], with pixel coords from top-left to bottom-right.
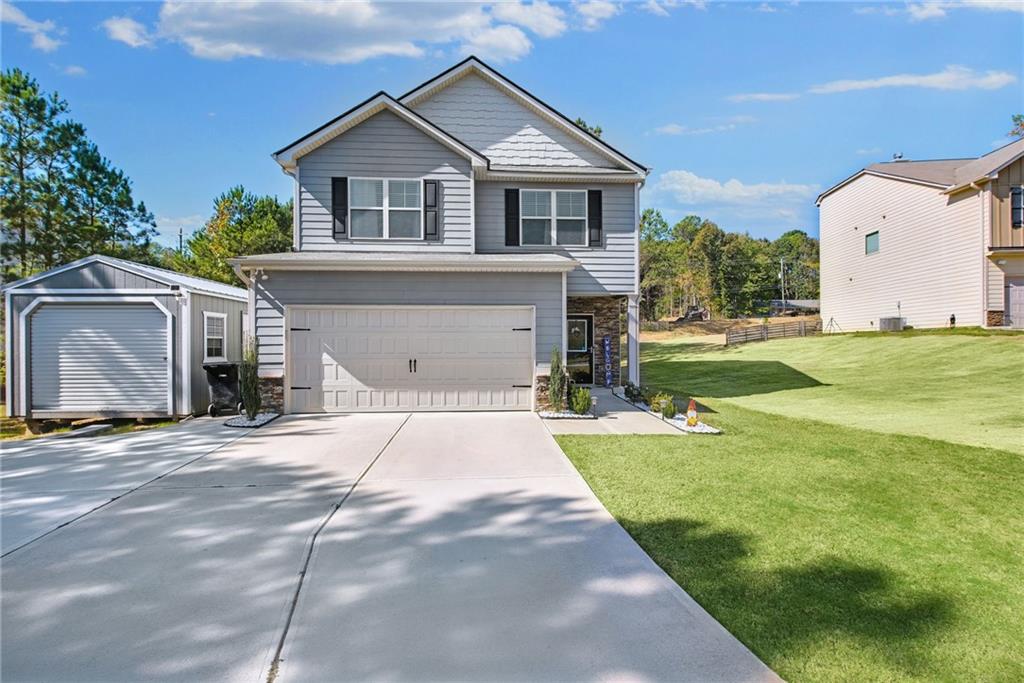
[[224, 413, 280, 428]]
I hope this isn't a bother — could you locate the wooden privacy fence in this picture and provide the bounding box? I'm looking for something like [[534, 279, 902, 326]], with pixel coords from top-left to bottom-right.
[[725, 319, 822, 346]]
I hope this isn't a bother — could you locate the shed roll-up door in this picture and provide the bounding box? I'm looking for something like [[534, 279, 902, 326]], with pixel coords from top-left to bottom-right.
[[30, 304, 170, 413]]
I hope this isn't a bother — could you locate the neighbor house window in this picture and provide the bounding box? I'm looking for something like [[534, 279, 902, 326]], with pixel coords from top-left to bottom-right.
[[521, 189, 587, 246], [204, 312, 227, 362], [349, 178, 422, 239], [1012, 186, 1023, 228], [865, 231, 880, 255]]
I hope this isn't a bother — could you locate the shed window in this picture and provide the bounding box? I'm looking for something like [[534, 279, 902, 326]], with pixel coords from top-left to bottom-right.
[[521, 189, 587, 246], [865, 231, 880, 255], [1012, 187, 1023, 228], [349, 178, 423, 239], [204, 312, 227, 362]]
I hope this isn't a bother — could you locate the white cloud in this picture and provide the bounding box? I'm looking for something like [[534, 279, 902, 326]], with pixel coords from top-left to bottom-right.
[[756, 3, 779, 12], [906, 0, 1024, 21], [656, 170, 817, 206], [855, 147, 883, 156], [727, 92, 800, 102], [460, 25, 532, 62], [654, 115, 756, 136], [99, 1, 564, 64], [642, 0, 707, 15], [573, 0, 619, 30], [63, 65, 87, 77], [810, 65, 1017, 94], [154, 214, 206, 245], [102, 16, 154, 48], [491, 0, 567, 38], [1, 0, 62, 52]]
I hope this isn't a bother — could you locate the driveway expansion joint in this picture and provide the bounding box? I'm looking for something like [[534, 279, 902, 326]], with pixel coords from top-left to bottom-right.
[[264, 412, 412, 683]]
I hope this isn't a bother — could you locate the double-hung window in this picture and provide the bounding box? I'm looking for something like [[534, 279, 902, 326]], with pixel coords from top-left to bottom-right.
[[1012, 186, 1023, 229], [521, 189, 587, 246], [204, 312, 227, 362], [349, 178, 422, 239]]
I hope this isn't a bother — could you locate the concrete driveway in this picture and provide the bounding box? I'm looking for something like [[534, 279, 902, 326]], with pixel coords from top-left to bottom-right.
[[1, 412, 776, 683], [1, 418, 250, 554]]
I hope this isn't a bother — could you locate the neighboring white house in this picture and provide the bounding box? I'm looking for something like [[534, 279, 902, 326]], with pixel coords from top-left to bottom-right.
[[817, 139, 1024, 331], [231, 57, 648, 414]]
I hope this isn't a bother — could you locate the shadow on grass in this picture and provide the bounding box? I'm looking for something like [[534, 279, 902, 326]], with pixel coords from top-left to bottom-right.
[[623, 517, 955, 677], [643, 359, 825, 399]]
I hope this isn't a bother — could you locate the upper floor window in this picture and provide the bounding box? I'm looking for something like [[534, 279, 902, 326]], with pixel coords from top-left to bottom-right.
[[1012, 187, 1023, 228], [521, 189, 587, 246], [865, 230, 880, 255], [203, 312, 227, 362], [350, 178, 422, 239]]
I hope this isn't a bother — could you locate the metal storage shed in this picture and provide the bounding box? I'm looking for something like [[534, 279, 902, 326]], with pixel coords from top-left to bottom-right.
[[3, 255, 248, 419]]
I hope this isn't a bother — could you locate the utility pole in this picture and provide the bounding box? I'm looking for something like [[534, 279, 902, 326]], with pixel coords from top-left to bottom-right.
[[779, 257, 787, 313], [178, 227, 183, 255]]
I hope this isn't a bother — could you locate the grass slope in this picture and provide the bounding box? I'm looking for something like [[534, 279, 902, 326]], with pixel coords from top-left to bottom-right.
[[559, 334, 1024, 681], [559, 409, 1023, 681], [642, 333, 1024, 454]]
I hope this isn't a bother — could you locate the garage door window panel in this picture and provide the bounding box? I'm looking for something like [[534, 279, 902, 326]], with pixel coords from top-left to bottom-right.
[[204, 312, 227, 362], [350, 178, 423, 240]]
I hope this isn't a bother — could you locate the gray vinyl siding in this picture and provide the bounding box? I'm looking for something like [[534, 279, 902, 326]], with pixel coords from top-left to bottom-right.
[[189, 292, 247, 412], [22, 261, 166, 289], [474, 181, 638, 295], [253, 271, 563, 374], [7, 292, 185, 417], [297, 110, 473, 253]]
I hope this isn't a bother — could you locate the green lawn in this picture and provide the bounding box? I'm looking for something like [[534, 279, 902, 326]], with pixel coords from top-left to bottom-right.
[[558, 332, 1024, 682], [642, 331, 1024, 454]]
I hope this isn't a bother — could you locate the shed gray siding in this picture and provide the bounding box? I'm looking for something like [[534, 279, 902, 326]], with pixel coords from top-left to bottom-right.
[[21, 261, 167, 290], [474, 181, 638, 295], [6, 292, 185, 417], [297, 110, 473, 253], [189, 292, 247, 412], [253, 271, 563, 375]]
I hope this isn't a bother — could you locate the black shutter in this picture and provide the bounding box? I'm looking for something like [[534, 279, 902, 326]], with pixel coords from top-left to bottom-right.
[[424, 179, 439, 241], [588, 189, 603, 247], [505, 188, 520, 247], [332, 177, 348, 239]]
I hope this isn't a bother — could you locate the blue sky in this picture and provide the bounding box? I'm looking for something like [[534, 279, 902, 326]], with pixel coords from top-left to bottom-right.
[[2, 0, 1021, 246]]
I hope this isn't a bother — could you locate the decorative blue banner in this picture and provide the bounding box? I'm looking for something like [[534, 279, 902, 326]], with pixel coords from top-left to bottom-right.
[[603, 336, 612, 387]]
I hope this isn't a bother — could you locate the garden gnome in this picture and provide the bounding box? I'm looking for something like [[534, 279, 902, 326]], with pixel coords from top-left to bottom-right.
[[686, 399, 698, 427]]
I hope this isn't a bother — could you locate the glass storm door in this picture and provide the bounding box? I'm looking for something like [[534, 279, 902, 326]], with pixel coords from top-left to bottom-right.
[[566, 315, 594, 384]]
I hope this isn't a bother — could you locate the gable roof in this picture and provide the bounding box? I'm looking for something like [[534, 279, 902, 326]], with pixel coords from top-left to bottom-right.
[[398, 57, 649, 176], [817, 138, 1024, 204], [272, 92, 489, 170], [2, 254, 247, 300]]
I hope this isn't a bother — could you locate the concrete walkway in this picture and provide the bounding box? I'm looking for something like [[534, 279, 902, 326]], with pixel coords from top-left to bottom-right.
[[1, 412, 777, 682], [543, 388, 683, 435]]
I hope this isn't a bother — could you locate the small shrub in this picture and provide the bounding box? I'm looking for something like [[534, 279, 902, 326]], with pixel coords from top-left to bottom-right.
[[623, 381, 644, 403], [549, 346, 566, 412], [570, 386, 592, 415], [661, 397, 677, 420], [239, 336, 261, 420]]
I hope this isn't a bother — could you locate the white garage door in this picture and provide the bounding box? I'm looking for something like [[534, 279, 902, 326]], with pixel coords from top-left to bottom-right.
[[1009, 279, 1024, 329], [30, 304, 170, 414], [287, 306, 534, 413]]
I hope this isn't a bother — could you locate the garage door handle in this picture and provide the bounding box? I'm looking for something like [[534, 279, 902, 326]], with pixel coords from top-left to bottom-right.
[[409, 359, 413, 373], [413, 359, 417, 373]]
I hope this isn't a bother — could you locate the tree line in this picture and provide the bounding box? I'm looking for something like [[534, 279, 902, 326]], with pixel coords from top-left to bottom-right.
[[1, 69, 291, 287], [640, 209, 819, 321]]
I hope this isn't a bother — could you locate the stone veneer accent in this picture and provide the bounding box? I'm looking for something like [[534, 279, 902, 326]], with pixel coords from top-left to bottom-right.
[[567, 295, 625, 388], [986, 310, 1005, 327], [259, 376, 285, 413]]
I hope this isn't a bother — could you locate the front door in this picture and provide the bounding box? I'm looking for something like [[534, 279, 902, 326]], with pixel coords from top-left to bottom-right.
[[566, 315, 593, 384]]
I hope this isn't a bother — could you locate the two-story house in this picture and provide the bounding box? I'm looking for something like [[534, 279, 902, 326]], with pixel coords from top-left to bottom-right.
[[817, 138, 1024, 331], [231, 58, 646, 414]]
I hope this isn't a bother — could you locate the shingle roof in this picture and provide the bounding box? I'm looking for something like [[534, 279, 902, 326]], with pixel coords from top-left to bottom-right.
[[818, 138, 1024, 203]]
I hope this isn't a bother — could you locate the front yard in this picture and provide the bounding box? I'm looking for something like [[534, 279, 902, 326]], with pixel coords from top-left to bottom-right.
[[558, 331, 1024, 682]]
